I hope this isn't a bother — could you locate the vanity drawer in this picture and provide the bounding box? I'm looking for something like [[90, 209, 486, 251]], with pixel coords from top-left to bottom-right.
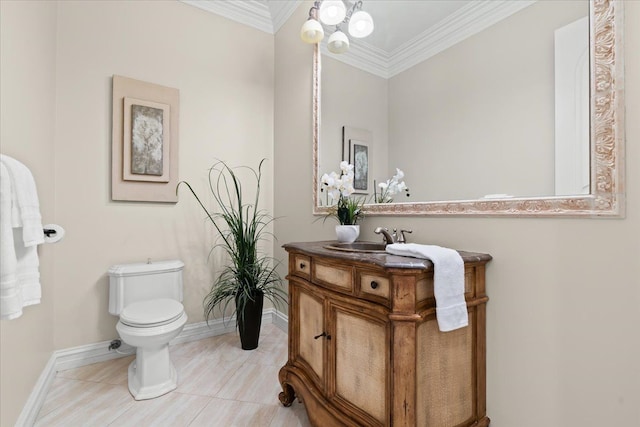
[[358, 271, 390, 301], [313, 261, 353, 292], [292, 254, 311, 279]]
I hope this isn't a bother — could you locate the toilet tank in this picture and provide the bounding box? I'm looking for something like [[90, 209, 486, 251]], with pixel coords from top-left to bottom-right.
[[108, 260, 184, 316]]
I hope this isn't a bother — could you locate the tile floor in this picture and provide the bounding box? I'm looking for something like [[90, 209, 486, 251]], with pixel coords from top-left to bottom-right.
[[35, 323, 311, 426]]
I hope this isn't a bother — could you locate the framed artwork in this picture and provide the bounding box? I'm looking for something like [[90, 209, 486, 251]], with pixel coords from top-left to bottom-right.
[[350, 140, 370, 194], [123, 97, 170, 182], [112, 75, 179, 202], [342, 126, 373, 195]]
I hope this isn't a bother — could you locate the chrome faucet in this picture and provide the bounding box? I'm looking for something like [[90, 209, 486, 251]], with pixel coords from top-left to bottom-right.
[[374, 227, 395, 244], [375, 227, 412, 244]]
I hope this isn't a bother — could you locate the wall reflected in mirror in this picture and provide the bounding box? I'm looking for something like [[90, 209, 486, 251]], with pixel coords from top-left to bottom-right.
[[319, 0, 590, 205]]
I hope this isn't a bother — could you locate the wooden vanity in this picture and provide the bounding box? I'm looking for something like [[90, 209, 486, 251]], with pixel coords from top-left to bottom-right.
[[278, 241, 492, 426]]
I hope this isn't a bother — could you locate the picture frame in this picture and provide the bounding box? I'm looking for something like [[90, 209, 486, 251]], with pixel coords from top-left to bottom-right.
[[342, 126, 373, 195], [349, 139, 371, 194], [112, 75, 179, 202]]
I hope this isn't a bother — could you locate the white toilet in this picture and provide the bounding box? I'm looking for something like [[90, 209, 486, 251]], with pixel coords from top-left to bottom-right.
[[108, 259, 188, 400]]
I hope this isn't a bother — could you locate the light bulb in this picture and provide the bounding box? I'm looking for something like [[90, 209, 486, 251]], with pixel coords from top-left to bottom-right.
[[300, 19, 324, 44], [328, 30, 349, 54], [348, 10, 374, 38], [319, 1, 346, 26]]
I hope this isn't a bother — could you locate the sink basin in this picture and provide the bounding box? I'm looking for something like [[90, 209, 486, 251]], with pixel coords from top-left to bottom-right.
[[324, 242, 387, 253]]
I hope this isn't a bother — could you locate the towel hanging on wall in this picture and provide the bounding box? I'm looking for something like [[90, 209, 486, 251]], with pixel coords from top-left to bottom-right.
[[0, 154, 44, 320]]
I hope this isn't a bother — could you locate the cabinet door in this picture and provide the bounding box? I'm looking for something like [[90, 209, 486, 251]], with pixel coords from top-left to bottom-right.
[[330, 302, 389, 426], [294, 285, 325, 385]]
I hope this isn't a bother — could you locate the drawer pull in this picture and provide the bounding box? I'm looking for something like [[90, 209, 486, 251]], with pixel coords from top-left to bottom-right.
[[370, 281, 379, 289], [313, 332, 331, 340], [299, 263, 306, 269]]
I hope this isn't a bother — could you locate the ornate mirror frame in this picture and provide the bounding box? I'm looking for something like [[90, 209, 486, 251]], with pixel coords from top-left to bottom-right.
[[313, 0, 625, 217]]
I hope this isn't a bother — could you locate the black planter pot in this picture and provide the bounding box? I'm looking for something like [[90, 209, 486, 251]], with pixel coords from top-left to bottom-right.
[[236, 290, 264, 350]]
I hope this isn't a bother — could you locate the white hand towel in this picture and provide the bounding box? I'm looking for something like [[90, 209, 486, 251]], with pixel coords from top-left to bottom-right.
[[0, 154, 44, 246], [386, 243, 468, 332], [1, 162, 23, 319], [0, 155, 43, 319]]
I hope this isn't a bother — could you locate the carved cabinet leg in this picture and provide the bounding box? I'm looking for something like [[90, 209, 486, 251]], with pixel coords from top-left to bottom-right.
[[279, 382, 295, 407]]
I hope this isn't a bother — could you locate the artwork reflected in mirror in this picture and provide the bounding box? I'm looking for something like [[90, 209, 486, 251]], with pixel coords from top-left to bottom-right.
[[351, 140, 369, 194]]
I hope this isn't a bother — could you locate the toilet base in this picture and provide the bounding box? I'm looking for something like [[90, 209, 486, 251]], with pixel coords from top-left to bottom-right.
[[127, 346, 178, 400]]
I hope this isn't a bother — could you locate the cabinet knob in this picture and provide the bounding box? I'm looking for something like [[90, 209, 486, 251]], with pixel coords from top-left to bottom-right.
[[299, 263, 306, 269], [370, 281, 379, 289]]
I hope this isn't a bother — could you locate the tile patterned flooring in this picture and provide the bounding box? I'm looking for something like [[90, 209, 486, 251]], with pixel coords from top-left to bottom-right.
[[35, 324, 311, 426]]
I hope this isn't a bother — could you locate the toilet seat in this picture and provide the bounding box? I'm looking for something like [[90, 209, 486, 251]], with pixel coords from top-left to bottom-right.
[[120, 298, 184, 328]]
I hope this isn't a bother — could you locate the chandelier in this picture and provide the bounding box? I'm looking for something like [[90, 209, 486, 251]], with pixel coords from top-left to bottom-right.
[[300, 0, 374, 54]]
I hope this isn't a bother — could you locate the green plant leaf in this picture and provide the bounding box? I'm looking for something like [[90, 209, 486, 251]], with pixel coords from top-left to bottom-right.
[[177, 159, 285, 327]]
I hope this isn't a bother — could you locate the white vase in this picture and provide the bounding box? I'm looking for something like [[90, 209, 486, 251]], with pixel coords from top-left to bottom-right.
[[335, 225, 360, 243]]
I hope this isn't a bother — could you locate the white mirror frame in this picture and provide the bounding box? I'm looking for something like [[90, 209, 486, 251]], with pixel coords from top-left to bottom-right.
[[313, 0, 625, 217]]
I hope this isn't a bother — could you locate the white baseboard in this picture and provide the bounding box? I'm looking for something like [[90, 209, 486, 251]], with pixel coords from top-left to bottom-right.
[[17, 309, 288, 426], [14, 355, 57, 427], [272, 307, 288, 333]]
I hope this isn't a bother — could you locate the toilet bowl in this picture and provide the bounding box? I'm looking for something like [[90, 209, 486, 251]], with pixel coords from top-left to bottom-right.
[[108, 260, 187, 400], [117, 298, 187, 400]]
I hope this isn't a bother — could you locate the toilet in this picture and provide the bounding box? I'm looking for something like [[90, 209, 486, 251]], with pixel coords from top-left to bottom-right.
[[108, 259, 188, 400]]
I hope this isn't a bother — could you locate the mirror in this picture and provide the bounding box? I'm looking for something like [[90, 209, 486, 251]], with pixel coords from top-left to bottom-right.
[[313, 0, 624, 217]]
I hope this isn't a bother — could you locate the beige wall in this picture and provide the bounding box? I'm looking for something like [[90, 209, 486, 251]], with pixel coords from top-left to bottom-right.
[[0, 2, 57, 425], [320, 57, 389, 191], [388, 0, 588, 201], [275, 1, 640, 426], [1, 1, 274, 425], [52, 0, 275, 349]]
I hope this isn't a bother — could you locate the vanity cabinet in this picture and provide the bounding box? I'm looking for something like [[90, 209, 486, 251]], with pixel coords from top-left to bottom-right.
[[278, 241, 492, 427]]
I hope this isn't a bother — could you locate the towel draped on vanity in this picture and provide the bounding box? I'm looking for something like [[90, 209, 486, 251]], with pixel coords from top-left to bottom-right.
[[0, 154, 44, 320], [385, 243, 468, 332]]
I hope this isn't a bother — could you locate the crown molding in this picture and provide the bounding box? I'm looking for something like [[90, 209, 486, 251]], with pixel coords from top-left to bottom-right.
[[325, 0, 537, 79], [180, 0, 537, 78], [386, 0, 537, 77], [270, 0, 303, 33], [180, 0, 274, 33], [321, 39, 389, 78], [180, 0, 301, 34]]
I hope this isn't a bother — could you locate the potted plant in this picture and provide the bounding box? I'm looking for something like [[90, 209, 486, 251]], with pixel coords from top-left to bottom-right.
[[320, 161, 365, 242], [177, 159, 285, 350]]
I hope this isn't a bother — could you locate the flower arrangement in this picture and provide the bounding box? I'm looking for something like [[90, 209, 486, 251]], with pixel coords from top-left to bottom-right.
[[320, 161, 365, 225], [374, 168, 410, 203]]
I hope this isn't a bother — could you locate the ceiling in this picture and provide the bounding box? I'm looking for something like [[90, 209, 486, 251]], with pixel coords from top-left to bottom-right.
[[180, 0, 536, 78]]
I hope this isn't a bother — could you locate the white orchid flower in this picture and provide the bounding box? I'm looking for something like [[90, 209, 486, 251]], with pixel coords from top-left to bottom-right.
[[339, 161, 354, 174], [342, 187, 355, 197], [327, 188, 341, 201], [394, 168, 405, 180]]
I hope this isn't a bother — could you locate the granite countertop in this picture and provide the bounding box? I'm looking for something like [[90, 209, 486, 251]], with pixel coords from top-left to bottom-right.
[[283, 241, 492, 270]]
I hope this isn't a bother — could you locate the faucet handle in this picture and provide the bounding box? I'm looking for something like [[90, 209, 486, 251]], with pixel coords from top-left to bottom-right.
[[397, 229, 413, 243]]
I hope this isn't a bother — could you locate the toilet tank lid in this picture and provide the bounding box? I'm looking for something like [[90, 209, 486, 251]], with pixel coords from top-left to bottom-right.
[[108, 260, 184, 277]]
